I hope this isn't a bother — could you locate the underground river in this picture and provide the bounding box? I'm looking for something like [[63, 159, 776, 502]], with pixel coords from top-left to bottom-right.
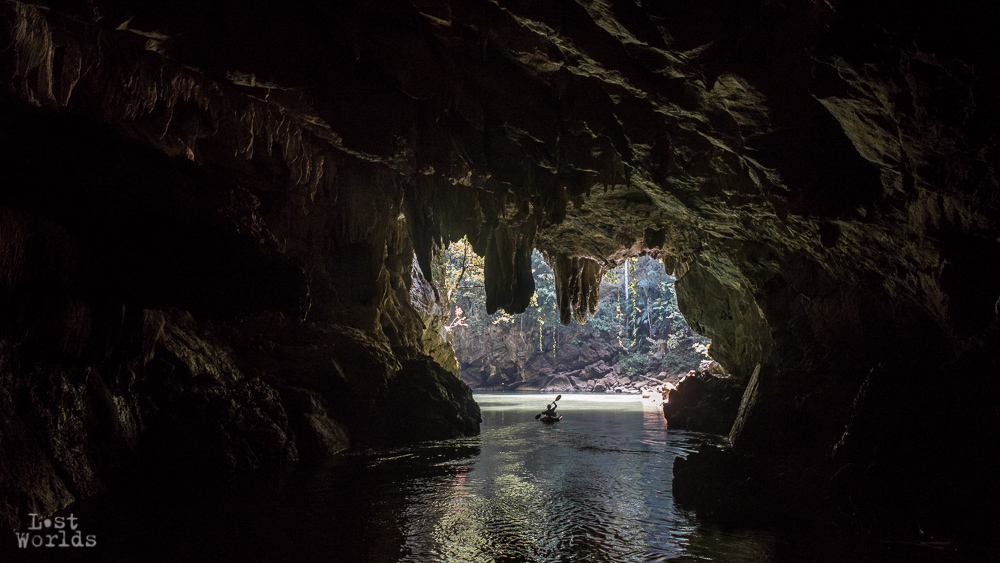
[[5, 393, 899, 562]]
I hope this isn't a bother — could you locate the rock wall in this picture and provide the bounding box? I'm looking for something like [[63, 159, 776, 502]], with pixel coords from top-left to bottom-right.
[[0, 1, 482, 531], [663, 369, 744, 435], [453, 315, 626, 392]]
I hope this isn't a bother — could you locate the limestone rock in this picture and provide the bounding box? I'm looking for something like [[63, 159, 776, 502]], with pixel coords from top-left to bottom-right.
[[409, 258, 461, 378], [277, 387, 349, 461], [362, 356, 481, 445], [663, 373, 744, 435], [137, 311, 298, 475]]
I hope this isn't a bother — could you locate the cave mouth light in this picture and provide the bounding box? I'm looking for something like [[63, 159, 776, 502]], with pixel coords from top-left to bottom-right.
[[441, 239, 712, 393]]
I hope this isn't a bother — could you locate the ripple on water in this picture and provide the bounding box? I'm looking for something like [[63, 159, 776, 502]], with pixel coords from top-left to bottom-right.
[[360, 394, 752, 563], [0, 398, 788, 563]]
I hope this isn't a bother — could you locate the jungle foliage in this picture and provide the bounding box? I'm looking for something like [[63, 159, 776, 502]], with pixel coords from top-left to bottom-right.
[[443, 239, 711, 378]]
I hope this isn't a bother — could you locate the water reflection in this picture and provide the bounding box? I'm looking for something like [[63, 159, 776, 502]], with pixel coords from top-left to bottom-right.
[[389, 393, 763, 563], [2, 393, 783, 563]]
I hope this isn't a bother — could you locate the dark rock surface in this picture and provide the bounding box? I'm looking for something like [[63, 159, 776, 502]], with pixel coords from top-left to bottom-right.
[[663, 370, 744, 435], [0, 0, 997, 551], [0, 1, 483, 530]]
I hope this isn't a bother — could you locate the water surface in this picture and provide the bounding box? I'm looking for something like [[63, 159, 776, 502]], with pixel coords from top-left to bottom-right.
[[387, 393, 770, 562], [4, 393, 781, 563]]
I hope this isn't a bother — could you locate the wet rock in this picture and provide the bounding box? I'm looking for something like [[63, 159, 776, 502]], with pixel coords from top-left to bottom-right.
[[136, 311, 298, 476], [362, 356, 481, 445], [663, 372, 745, 435], [277, 387, 349, 461]]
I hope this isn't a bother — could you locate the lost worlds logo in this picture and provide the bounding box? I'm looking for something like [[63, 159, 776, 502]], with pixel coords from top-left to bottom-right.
[[14, 514, 97, 549]]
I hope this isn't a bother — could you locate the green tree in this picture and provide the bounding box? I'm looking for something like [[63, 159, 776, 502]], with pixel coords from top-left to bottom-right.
[[441, 241, 710, 380]]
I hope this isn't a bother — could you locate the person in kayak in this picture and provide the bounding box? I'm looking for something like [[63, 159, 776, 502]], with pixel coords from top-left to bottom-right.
[[538, 395, 561, 419]]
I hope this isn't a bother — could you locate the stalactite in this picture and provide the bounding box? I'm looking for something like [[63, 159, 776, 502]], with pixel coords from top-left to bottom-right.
[[510, 238, 535, 313], [482, 223, 536, 315], [661, 255, 676, 276], [551, 253, 604, 325], [484, 224, 514, 315]]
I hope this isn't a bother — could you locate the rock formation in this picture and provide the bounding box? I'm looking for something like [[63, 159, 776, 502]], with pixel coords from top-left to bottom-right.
[[454, 317, 625, 392], [663, 365, 744, 435], [0, 0, 997, 550]]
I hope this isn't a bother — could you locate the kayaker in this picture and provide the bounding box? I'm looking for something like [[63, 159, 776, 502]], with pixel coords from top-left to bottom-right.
[[542, 398, 558, 418], [536, 395, 562, 420]]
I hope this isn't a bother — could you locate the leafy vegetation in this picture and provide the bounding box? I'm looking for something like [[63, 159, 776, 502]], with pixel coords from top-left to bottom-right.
[[442, 239, 711, 379]]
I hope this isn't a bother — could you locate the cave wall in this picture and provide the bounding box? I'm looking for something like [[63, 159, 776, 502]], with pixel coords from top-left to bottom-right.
[[0, 0, 484, 530], [0, 0, 998, 542]]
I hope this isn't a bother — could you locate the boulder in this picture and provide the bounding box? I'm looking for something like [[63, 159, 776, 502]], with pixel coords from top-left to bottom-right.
[[277, 387, 349, 460], [698, 360, 728, 376], [581, 362, 607, 380], [526, 355, 555, 377], [542, 374, 574, 392], [663, 373, 746, 435], [365, 357, 481, 445]]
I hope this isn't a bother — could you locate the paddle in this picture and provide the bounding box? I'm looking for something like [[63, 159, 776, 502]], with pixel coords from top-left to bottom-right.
[[535, 395, 562, 419]]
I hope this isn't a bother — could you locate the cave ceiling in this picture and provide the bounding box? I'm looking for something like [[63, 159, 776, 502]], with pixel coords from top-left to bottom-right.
[[2, 0, 999, 439]]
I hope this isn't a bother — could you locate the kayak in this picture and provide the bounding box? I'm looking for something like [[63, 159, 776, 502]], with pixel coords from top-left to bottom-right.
[[540, 415, 562, 423]]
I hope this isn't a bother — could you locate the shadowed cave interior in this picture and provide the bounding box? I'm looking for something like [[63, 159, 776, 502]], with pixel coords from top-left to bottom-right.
[[0, 0, 999, 559]]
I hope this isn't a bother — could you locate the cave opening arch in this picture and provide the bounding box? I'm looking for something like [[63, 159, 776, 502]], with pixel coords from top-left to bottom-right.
[[437, 241, 714, 395]]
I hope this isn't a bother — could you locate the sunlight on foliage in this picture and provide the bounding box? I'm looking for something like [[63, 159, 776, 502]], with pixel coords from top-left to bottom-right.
[[444, 238, 485, 300], [442, 240, 711, 378]]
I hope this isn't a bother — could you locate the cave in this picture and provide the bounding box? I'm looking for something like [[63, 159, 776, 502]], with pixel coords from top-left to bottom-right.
[[1, 0, 998, 560]]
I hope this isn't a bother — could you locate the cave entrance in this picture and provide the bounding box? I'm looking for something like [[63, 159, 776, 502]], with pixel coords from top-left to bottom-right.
[[442, 239, 711, 393]]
